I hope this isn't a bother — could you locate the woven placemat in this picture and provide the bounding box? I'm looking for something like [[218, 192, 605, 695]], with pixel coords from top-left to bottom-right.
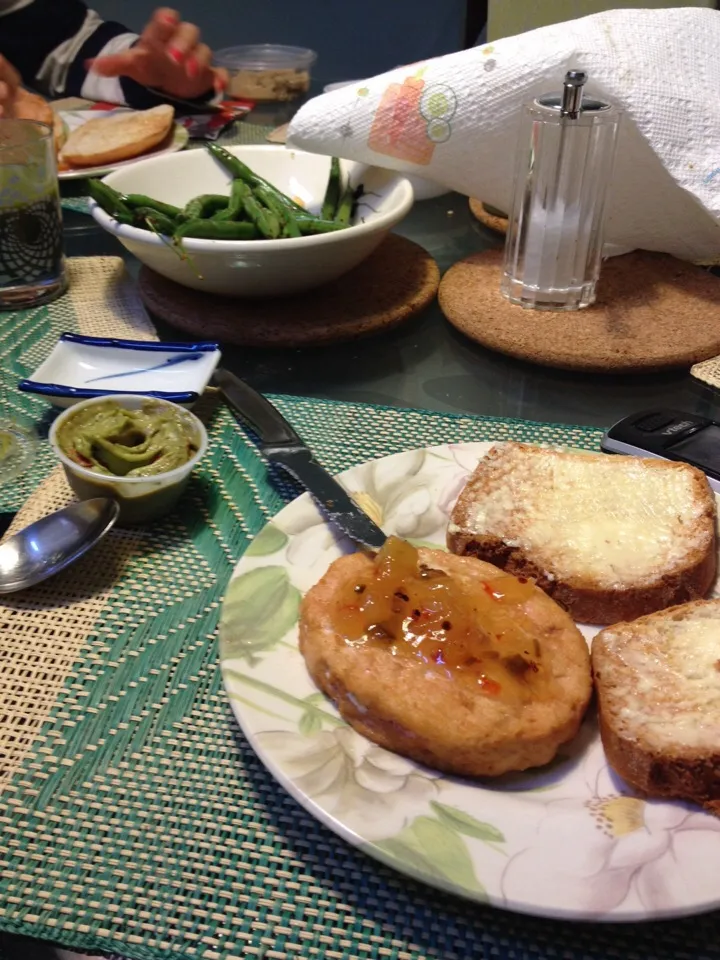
[[138, 235, 440, 347], [439, 247, 720, 373], [3, 396, 720, 960], [691, 354, 720, 390], [0, 257, 155, 515], [2, 255, 720, 957]]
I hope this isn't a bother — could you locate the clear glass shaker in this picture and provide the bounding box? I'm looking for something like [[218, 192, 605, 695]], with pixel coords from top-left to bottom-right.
[[500, 71, 622, 311]]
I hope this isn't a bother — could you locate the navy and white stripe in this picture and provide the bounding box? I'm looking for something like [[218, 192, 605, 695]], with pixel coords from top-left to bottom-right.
[[0, 0, 216, 108]]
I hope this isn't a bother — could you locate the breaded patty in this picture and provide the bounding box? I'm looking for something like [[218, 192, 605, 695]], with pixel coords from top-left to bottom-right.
[[299, 546, 592, 777]]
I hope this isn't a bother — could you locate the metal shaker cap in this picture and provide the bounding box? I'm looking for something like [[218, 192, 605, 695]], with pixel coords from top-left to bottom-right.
[[535, 70, 612, 117]]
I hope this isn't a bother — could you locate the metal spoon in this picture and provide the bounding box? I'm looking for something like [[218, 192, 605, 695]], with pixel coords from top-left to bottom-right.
[[0, 498, 120, 594]]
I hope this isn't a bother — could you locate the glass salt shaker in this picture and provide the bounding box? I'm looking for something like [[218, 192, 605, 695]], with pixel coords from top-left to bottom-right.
[[500, 70, 622, 311]]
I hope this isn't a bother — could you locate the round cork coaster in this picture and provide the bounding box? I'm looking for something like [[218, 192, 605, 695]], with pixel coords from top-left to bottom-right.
[[138, 234, 439, 348], [468, 198, 508, 235], [438, 247, 720, 373]]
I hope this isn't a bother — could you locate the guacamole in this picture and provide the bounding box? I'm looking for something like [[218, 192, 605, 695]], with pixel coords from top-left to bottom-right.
[[57, 400, 198, 477]]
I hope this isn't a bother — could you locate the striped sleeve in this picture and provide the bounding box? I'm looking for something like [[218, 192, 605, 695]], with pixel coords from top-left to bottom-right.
[[0, 0, 219, 109], [0, 0, 138, 103]]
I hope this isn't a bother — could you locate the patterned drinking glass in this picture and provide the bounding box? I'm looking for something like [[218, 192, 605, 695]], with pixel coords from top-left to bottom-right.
[[0, 118, 66, 310]]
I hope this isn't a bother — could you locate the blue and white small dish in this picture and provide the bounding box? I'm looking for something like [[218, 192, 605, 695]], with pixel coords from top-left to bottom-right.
[[19, 333, 222, 408]]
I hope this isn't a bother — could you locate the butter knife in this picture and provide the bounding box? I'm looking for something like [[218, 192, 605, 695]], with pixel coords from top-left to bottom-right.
[[214, 369, 387, 551]]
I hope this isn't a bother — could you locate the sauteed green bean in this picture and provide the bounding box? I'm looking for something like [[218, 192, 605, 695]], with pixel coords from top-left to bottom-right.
[[88, 148, 364, 244]]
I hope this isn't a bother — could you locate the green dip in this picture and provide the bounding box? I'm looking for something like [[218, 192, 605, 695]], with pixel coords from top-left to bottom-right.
[[0, 430, 14, 462], [57, 400, 198, 477]]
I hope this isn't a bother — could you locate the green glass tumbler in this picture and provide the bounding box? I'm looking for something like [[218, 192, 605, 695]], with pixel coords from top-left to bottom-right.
[[0, 118, 67, 309]]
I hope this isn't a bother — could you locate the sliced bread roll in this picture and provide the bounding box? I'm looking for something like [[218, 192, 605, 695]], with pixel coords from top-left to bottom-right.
[[13, 90, 66, 153], [592, 600, 720, 812], [447, 443, 717, 624], [60, 104, 175, 168]]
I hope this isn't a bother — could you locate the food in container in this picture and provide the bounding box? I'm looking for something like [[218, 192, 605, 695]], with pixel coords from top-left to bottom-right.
[[50, 395, 207, 525], [214, 44, 317, 101]]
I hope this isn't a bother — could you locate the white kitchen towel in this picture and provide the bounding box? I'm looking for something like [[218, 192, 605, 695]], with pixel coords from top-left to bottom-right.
[[288, 7, 720, 262]]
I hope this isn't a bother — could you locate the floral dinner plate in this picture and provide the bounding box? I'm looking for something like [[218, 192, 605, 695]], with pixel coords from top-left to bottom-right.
[[219, 442, 720, 922]]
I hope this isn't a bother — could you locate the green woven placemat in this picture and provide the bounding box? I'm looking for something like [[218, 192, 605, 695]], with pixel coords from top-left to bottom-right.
[[2, 398, 720, 960], [2, 253, 719, 960], [0, 257, 157, 515]]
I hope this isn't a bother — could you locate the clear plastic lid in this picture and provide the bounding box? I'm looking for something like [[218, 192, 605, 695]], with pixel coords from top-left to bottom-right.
[[214, 44, 317, 72]]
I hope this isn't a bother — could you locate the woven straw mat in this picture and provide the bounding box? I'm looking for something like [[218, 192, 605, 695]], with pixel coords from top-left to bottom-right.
[[0, 258, 155, 515], [3, 258, 720, 960]]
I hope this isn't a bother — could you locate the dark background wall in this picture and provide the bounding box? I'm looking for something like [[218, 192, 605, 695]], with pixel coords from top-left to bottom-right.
[[90, 0, 469, 85]]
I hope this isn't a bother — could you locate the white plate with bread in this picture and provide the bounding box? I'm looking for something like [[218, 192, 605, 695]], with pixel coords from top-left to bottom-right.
[[219, 441, 720, 922], [56, 105, 188, 179]]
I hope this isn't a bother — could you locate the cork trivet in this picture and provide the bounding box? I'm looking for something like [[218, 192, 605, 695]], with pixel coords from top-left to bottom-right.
[[439, 247, 720, 373], [138, 234, 439, 347], [468, 198, 508, 235]]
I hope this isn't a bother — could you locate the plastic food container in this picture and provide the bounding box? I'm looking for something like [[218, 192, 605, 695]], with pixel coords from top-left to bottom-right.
[[49, 394, 208, 526], [214, 44, 317, 101]]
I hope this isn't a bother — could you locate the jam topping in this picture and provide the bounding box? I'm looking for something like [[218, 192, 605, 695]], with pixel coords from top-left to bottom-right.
[[333, 537, 550, 701]]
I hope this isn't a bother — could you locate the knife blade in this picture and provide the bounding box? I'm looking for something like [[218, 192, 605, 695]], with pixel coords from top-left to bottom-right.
[[214, 369, 387, 551]]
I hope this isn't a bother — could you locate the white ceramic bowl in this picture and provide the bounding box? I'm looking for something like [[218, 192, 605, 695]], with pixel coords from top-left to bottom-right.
[[49, 394, 208, 526], [91, 144, 414, 298]]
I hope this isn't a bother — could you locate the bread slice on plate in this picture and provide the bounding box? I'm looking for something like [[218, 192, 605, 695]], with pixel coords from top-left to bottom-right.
[[300, 545, 592, 778], [60, 104, 175, 168], [13, 90, 66, 153], [593, 600, 720, 812], [447, 442, 717, 625]]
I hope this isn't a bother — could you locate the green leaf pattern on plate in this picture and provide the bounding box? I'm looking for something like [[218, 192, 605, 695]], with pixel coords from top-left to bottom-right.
[[430, 801, 505, 844], [245, 523, 289, 557], [220, 566, 300, 662], [375, 815, 488, 896]]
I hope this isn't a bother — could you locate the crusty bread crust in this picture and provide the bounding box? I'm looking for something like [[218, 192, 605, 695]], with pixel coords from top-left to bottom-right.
[[60, 105, 174, 168], [448, 443, 717, 625], [13, 90, 65, 154], [299, 548, 592, 778], [592, 600, 720, 811]]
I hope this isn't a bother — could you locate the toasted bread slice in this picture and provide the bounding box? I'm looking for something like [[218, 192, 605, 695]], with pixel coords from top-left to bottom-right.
[[447, 443, 717, 625], [299, 547, 592, 778], [60, 105, 174, 168], [593, 600, 720, 812]]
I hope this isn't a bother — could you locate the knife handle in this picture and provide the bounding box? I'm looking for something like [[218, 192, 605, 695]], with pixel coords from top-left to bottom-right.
[[214, 368, 302, 447]]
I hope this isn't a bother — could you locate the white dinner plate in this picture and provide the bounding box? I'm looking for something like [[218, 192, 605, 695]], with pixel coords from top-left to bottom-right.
[[219, 441, 720, 922], [57, 108, 189, 180]]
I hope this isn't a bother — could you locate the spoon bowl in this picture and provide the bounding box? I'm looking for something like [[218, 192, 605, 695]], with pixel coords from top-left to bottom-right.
[[0, 498, 120, 594]]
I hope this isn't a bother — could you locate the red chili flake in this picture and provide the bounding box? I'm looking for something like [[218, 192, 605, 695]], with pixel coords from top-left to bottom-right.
[[479, 676, 501, 696], [71, 448, 93, 468], [518, 577, 528, 584]]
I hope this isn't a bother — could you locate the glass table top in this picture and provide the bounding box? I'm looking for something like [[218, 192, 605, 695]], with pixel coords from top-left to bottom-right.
[[61, 189, 720, 430]]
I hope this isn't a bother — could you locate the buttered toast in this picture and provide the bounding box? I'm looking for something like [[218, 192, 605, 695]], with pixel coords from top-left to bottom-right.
[[447, 443, 717, 625], [592, 600, 720, 811]]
